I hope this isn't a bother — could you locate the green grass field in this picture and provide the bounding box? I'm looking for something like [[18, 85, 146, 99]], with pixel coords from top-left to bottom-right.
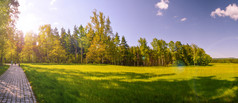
[[0, 65, 9, 76], [21, 63, 238, 103]]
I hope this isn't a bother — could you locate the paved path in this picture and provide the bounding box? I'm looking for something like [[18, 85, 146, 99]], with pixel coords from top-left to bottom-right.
[[0, 65, 36, 103]]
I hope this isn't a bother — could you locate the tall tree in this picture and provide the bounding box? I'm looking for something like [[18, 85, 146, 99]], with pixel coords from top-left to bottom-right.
[[0, 0, 19, 65], [158, 39, 168, 66], [20, 32, 35, 62], [191, 44, 198, 65], [60, 27, 67, 49], [168, 41, 175, 64], [49, 37, 67, 63], [73, 25, 79, 62], [175, 41, 183, 65], [38, 24, 53, 62], [181, 44, 193, 65], [151, 38, 159, 66], [86, 10, 112, 64], [78, 25, 89, 64], [138, 38, 149, 66], [114, 32, 120, 65], [119, 36, 129, 65], [53, 27, 60, 39], [15, 31, 24, 62]]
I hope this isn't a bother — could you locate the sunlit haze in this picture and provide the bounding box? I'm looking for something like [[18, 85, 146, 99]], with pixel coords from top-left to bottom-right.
[[16, 0, 238, 58]]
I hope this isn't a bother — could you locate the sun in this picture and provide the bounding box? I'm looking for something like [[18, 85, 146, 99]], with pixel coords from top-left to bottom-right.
[[16, 13, 39, 34], [16, 0, 41, 34]]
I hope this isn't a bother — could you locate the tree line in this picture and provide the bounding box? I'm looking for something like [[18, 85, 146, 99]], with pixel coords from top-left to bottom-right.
[[212, 58, 238, 63], [0, 0, 19, 65], [1, 8, 212, 66]]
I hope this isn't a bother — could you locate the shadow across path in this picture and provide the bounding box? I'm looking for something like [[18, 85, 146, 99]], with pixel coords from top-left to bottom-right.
[[0, 65, 36, 103]]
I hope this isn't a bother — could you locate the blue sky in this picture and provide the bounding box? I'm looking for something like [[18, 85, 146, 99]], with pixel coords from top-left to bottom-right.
[[16, 0, 238, 58]]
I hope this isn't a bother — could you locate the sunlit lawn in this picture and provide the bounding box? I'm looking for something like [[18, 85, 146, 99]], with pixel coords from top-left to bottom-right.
[[0, 65, 9, 76], [21, 63, 238, 103]]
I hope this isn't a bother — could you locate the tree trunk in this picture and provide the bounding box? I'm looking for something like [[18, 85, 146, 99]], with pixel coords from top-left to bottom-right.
[[0, 51, 3, 66], [75, 46, 77, 62], [162, 58, 164, 66], [86, 55, 88, 64], [46, 49, 49, 62], [143, 60, 145, 66], [162, 55, 165, 66], [81, 47, 83, 64], [158, 58, 160, 66]]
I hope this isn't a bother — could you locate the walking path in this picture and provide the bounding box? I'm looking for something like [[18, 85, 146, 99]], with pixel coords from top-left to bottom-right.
[[0, 65, 36, 103]]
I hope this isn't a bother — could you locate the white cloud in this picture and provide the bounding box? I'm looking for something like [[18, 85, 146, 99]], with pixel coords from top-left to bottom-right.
[[156, 10, 163, 16], [155, 0, 169, 16], [180, 18, 187, 22], [211, 3, 238, 21], [50, 0, 56, 5], [155, 0, 169, 10]]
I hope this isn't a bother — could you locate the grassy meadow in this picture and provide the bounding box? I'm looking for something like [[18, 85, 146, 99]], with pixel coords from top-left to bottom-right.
[[0, 65, 9, 76], [21, 63, 238, 103]]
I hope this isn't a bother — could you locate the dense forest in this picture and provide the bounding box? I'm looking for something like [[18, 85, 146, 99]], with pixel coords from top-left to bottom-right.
[[0, 0, 212, 66], [212, 58, 238, 63]]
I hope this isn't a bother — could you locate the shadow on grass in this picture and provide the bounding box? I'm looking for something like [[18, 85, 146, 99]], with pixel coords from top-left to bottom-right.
[[81, 72, 176, 80], [27, 63, 110, 66], [22, 65, 238, 103]]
